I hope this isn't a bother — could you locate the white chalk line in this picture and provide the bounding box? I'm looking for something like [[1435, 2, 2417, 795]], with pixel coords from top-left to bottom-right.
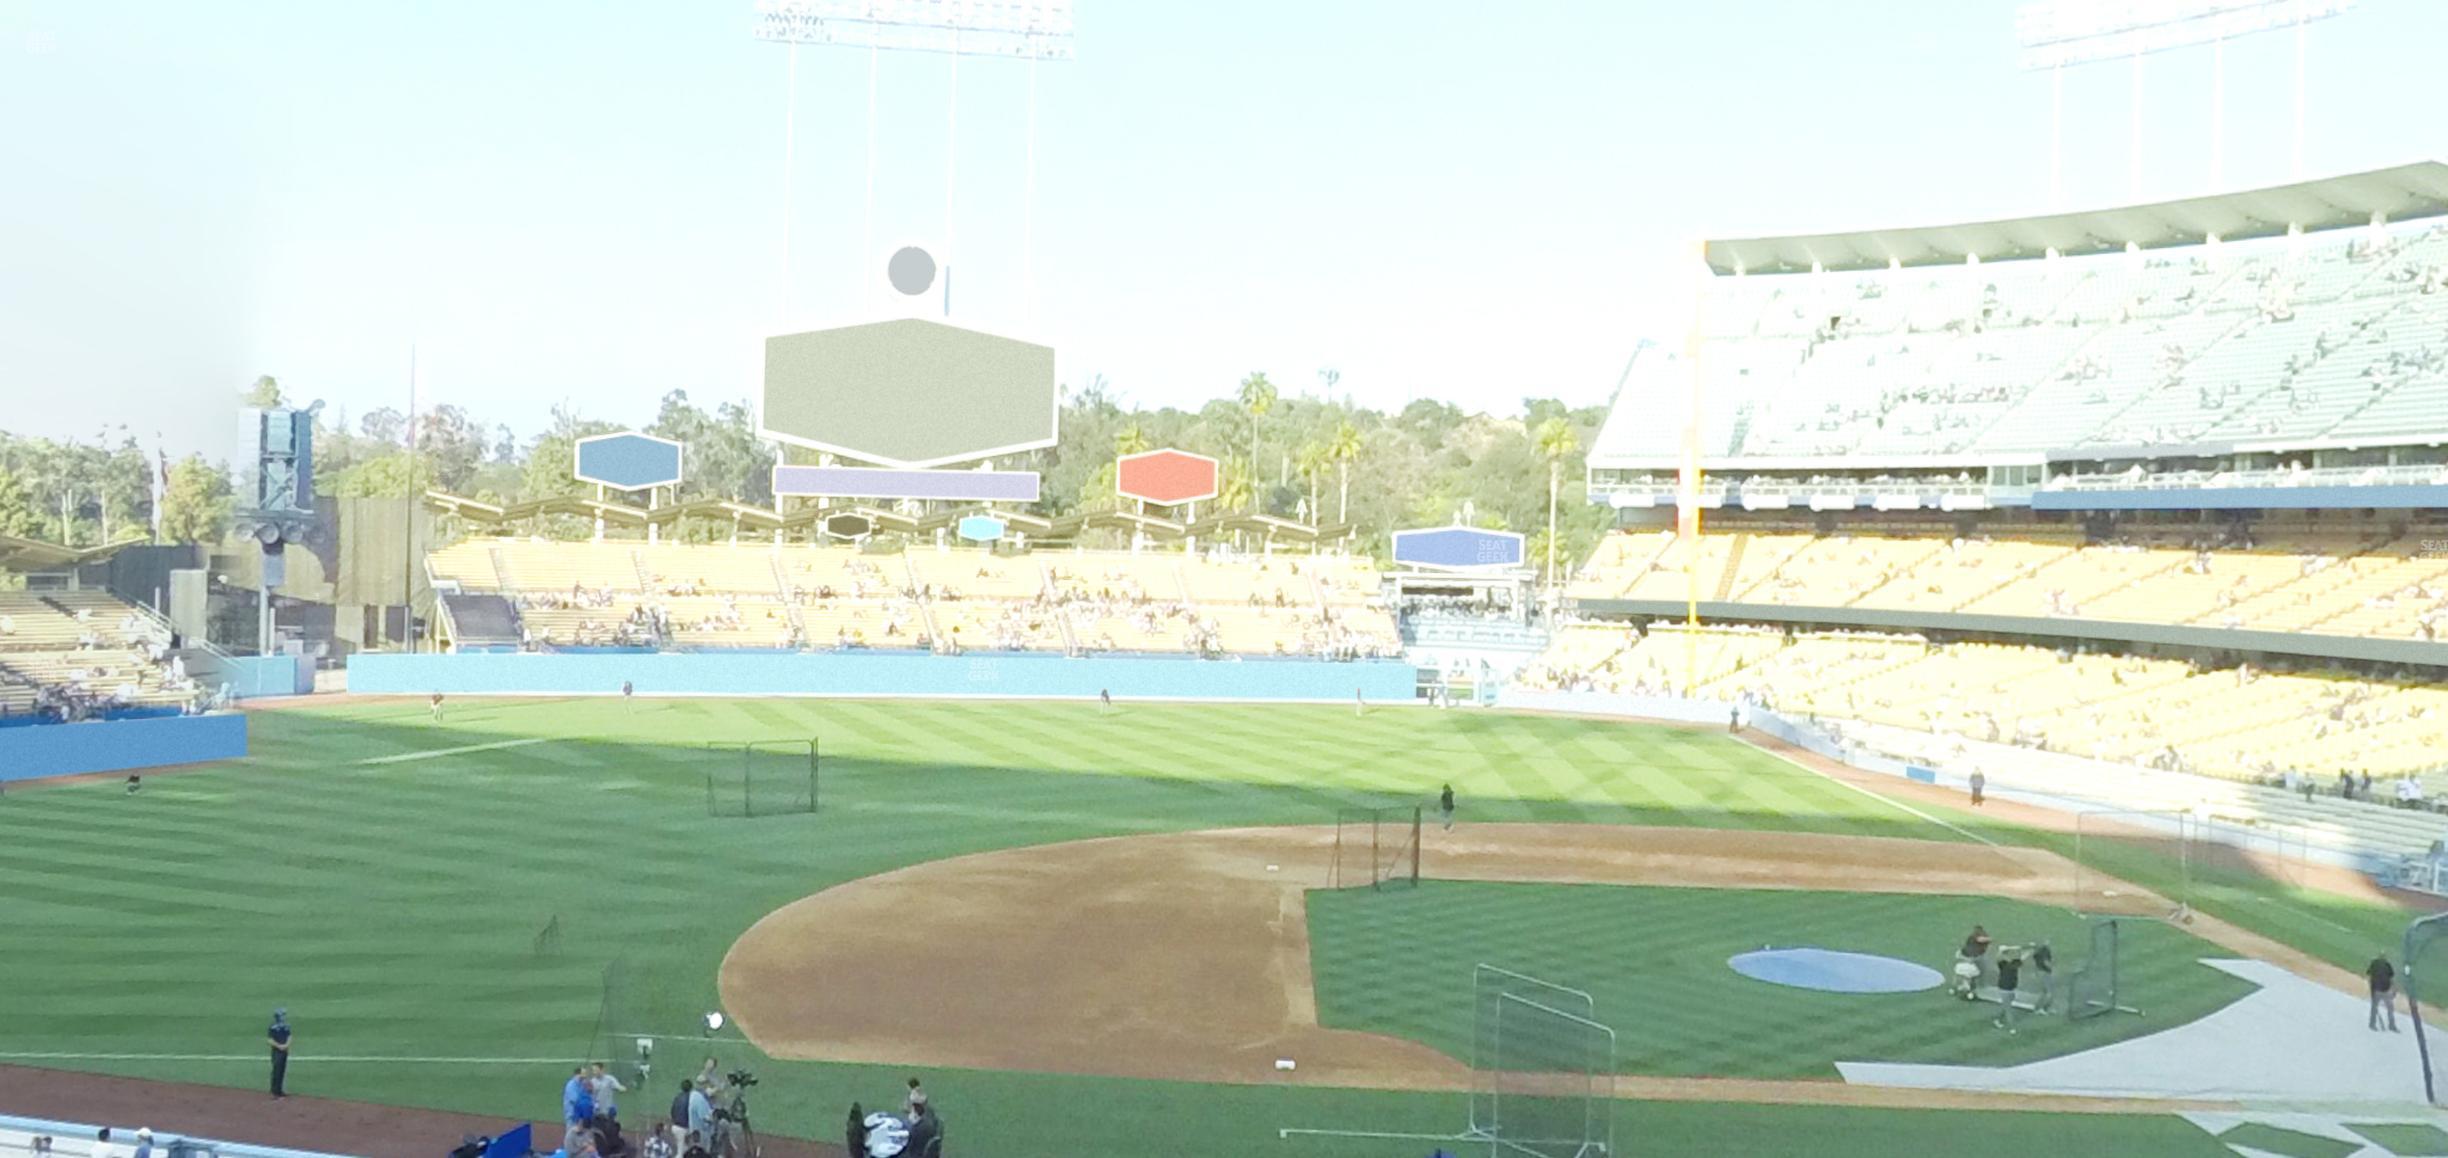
[[1740, 736, 2000, 848], [353, 737, 553, 766], [0, 1052, 569, 1065]]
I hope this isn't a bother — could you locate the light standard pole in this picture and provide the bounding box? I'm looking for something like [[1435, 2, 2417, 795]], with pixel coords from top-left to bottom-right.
[[752, 1, 1076, 321]]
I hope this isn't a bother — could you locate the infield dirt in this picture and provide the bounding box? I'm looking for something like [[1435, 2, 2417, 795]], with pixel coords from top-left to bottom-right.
[[721, 822, 2298, 1112]]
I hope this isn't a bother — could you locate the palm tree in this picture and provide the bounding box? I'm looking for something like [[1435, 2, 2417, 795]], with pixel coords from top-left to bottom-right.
[[1534, 416, 1581, 592], [1219, 456, 1256, 512], [1237, 372, 1276, 491], [1293, 442, 1326, 526], [1326, 421, 1363, 524], [1114, 423, 1152, 456]]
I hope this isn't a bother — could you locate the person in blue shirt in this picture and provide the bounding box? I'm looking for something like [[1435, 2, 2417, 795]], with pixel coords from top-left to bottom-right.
[[564, 1067, 595, 1126], [266, 1009, 291, 1098]]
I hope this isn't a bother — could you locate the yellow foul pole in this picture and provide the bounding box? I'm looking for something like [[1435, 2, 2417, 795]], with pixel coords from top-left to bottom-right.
[[1679, 240, 1709, 697]]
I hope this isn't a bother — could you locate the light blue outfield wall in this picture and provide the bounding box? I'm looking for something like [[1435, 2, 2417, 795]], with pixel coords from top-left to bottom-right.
[[221, 654, 315, 699], [0, 713, 249, 783], [348, 651, 1419, 702]]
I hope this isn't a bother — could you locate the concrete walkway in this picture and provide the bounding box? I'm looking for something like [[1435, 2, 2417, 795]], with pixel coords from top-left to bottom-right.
[[1839, 960, 2448, 1103]]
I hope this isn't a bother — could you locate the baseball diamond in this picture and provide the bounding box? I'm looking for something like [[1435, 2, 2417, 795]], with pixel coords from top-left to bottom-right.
[[17, 6, 2448, 1155], [3, 696, 2441, 1157]]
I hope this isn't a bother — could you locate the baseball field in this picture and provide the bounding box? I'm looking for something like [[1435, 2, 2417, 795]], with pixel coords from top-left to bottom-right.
[[0, 696, 2428, 1157]]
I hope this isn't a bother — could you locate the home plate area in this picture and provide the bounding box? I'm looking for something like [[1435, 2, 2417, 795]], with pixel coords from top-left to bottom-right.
[[1840, 960, 2448, 1105]]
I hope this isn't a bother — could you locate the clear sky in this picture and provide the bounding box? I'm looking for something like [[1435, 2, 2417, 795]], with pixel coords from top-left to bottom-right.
[[3, 0, 2445, 461]]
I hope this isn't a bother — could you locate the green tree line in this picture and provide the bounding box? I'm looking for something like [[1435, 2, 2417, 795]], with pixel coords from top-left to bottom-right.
[[2, 374, 1617, 573]]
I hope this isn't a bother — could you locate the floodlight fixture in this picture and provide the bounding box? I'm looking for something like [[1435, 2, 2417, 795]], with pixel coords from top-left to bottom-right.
[[753, 0, 1075, 60], [2016, 0, 2351, 70]]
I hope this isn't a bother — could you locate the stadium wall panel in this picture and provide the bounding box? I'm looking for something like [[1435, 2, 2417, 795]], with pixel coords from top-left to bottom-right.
[[345, 651, 1418, 702], [217, 654, 315, 699], [1573, 600, 2448, 667], [0, 713, 248, 783]]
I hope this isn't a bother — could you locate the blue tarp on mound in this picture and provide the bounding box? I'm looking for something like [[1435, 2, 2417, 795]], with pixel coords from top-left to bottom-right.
[[1728, 948, 1943, 994]]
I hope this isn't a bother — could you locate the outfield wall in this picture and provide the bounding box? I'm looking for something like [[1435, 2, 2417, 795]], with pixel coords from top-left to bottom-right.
[[0, 713, 249, 783], [346, 651, 1419, 702]]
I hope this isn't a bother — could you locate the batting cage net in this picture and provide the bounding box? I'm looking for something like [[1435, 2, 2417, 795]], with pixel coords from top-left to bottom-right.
[[2065, 918, 2140, 1020], [591, 956, 764, 1112], [1471, 966, 1615, 1158], [2071, 808, 2194, 921], [1330, 806, 1422, 890], [705, 739, 820, 818]]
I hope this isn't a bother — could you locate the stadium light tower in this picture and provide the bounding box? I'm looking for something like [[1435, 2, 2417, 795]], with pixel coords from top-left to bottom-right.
[[2016, 0, 2352, 205], [753, 0, 1076, 322]]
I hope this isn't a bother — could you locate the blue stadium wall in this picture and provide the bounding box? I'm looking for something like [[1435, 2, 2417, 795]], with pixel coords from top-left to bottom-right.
[[0, 713, 249, 783], [348, 651, 1418, 702]]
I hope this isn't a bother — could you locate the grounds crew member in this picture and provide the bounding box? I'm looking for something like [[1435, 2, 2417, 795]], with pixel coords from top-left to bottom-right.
[[267, 1008, 292, 1097]]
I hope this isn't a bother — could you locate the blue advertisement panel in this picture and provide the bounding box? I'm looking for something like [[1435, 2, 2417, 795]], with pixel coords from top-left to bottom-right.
[[1392, 526, 1526, 569], [574, 433, 684, 490]]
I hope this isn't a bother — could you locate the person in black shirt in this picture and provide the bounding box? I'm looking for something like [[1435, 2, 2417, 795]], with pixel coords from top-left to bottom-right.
[[1439, 784, 1456, 832], [2370, 954, 2400, 1032], [1991, 949, 2023, 1034], [905, 1103, 942, 1157], [266, 1008, 291, 1097]]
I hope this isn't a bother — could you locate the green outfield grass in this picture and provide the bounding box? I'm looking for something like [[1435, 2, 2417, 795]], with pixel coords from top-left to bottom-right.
[[1309, 882, 2257, 1079], [0, 697, 2373, 1156]]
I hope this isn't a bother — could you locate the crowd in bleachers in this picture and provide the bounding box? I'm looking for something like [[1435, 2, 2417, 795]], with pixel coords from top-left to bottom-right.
[[1571, 526, 2448, 641], [1605, 220, 2448, 464], [1522, 619, 2448, 784], [428, 539, 1400, 660], [0, 591, 202, 722]]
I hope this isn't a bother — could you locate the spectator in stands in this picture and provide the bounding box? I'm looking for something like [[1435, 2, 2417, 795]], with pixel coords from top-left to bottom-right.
[[130, 1129, 153, 1158], [92, 1129, 116, 1158], [2339, 770, 2357, 800]]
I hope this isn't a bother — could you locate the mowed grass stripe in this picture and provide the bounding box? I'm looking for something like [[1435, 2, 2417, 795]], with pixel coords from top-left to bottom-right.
[[0, 698, 2031, 1151]]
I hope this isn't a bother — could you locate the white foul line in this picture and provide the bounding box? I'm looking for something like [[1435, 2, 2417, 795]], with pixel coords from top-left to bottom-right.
[[1741, 737, 1999, 847], [353, 737, 552, 766], [0, 1052, 570, 1065]]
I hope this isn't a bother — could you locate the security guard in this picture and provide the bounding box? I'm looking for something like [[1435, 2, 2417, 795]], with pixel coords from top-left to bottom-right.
[[267, 1008, 292, 1098]]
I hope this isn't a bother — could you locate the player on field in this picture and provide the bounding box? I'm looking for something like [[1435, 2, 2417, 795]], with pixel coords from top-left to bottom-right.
[[429, 692, 445, 722], [1439, 783, 1456, 831]]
